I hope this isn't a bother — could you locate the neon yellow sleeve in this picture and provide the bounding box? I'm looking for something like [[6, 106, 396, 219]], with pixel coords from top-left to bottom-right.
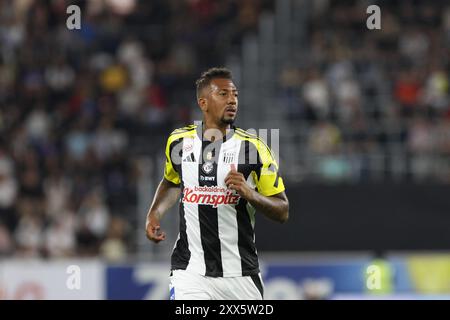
[[253, 139, 285, 197], [163, 135, 181, 185]]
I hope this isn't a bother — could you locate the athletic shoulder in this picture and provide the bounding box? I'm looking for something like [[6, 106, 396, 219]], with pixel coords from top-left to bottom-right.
[[166, 124, 197, 144], [234, 127, 268, 146], [170, 124, 197, 135], [234, 127, 275, 161], [234, 127, 259, 140]]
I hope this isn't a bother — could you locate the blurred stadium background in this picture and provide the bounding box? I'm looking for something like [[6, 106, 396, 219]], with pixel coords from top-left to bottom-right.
[[1, 0, 450, 299]]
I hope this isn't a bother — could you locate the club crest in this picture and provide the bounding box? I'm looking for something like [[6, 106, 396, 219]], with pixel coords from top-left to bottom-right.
[[201, 161, 214, 174]]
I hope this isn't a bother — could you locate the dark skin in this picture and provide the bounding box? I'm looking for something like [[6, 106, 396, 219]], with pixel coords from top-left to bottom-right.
[[146, 78, 289, 243]]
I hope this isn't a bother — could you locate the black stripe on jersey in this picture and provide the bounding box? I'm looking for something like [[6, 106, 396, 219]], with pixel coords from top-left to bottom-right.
[[198, 140, 223, 277], [171, 189, 191, 270], [171, 160, 191, 270], [244, 139, 250, 171], [235, 197, 259, 276], [237, 141, 260, 276], [246, 140, 263, 180], [236, 140, 254, 179], [250, 274, 264, 299]]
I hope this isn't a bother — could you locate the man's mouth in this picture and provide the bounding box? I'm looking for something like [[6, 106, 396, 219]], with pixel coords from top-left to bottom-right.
[[225, 106, 237, 115]]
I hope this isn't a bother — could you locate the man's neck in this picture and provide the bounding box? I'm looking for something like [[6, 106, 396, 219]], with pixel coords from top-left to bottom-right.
[[202, 119, 231, 142]]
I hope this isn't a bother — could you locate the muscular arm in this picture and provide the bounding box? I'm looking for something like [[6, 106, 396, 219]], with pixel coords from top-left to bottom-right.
[[225, 166, 289, 223], [146, 178, 181, 243], [246, 190, 289, 223]]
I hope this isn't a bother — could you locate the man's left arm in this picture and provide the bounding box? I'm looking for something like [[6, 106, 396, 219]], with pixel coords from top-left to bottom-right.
[[225, 164, 289, 223]]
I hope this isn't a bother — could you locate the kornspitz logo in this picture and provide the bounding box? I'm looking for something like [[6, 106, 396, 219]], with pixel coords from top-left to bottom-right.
[[182, 186, 240, 207]]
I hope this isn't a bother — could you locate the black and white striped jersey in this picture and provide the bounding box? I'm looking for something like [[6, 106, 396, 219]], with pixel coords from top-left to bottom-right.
[[164, 123, 285, 277]]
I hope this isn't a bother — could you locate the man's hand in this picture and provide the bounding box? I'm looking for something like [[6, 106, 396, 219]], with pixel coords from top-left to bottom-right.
[[225, 164, 289, 223], [146, 216, 166, 243], [224, 164, 252, 200], [145, 178, 180, 244]]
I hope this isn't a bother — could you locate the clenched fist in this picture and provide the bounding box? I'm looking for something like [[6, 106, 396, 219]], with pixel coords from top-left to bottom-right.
[[224, 164, 253, 200]]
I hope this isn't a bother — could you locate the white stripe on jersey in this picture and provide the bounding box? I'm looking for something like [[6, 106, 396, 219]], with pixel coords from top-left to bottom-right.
[[181, 135, 206, 275], [216, 138, 242, 277]]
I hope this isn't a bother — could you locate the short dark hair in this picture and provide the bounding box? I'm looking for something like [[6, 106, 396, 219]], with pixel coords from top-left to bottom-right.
[[195, 67, 233, 100]]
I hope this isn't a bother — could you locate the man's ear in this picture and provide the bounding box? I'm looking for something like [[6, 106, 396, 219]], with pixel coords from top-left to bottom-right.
[[198, 97, 207, 112]]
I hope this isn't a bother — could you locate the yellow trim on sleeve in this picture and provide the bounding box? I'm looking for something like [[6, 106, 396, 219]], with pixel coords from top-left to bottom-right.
[[234, 131, 285, 197], [164, 127, 197, 185]]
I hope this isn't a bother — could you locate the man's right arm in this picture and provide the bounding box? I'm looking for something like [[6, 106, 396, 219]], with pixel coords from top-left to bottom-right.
[[145, 178, 181, 243]]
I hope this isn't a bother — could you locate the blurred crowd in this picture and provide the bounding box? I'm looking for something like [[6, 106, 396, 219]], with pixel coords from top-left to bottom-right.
[[0, 0, 269, 259], [279, 0, 450, 182]]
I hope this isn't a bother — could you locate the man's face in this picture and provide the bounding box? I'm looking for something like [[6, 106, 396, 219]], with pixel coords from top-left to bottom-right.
[[200, 78, 238, 126]]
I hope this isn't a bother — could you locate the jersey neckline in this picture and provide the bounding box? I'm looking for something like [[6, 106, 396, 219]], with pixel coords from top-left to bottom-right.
[[195, 121, 236, 144]]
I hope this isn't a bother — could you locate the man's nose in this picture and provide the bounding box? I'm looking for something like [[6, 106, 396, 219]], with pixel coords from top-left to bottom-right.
[[228, 94, 237, 105]]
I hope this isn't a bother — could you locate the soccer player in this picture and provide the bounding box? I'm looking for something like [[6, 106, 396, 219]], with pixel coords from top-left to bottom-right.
[[146, 67, 289, 300]]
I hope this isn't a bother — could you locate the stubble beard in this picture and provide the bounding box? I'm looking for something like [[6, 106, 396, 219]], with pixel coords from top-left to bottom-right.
[[220, 115, 235, 125]]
